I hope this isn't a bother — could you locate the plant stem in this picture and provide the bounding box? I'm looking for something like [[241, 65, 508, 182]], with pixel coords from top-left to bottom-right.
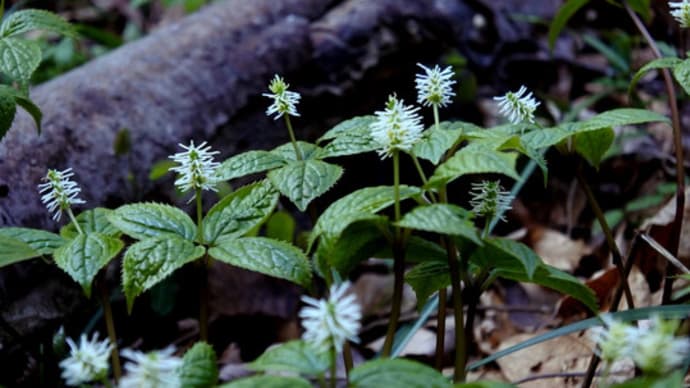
[[66, 208, 83, 235], [99, 280, 121, 383], [381, 151, 405, 357], [196, 191, 209, 341], [343, 342, 353, 377], [434, 289, 447, 370], [623, 0, 685, 304], [284, 115, 303, 161], [329, 346, 337, 388], [576, 168, 634, 309], [446, 239, 466, 382]]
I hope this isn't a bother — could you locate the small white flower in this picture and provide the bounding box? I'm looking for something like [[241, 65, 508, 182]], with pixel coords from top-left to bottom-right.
[[37, 168, 86, 221], [631, 316, 690, 375], [299, 282, 362, 353], [493, 85, 540, 125], [415, 63, 456, 108], [370, 95, 425, 158], [169, 140, 220, 197], [263, 74, 301, 120], [670, 1, 690, 28], [590, 315, 637, 363], [469, 181, 513, 221], [59, 333, 113, 386], [120, 347, 183, 388]]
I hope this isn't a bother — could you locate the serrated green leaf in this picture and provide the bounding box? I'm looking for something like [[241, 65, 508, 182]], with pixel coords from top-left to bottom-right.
[[209, 237, 311, 287], [673, 58, 690, 96], [548, 0, 589, 51], [148, 159, 176, 181], [499, 136, 548, 185], [521, 125, 572, 149], [574, 126, 614, 168], [218, 375, 312, 388], [429, 146, 519, 187], [0, 9, 76, 38], [271, 141, 322, 161], [317, 116, 378, 158], [309, 185, 421, 249], [268, 160, 342, 211], [265, 210, 296, 243], [412, 121, 470, 165], [0, 87, 15, 140], [13, 93, 41, 135], [0, 227, 65, 254], [319, 219, 388, 276], [575, 108, 669, 133], [122, 236, 204, 311], [629, 57, 681, 95], [318, 115, 376, 141], [53, 233, 123, 297], [216, 150, 286, 181], [60, 208, 120, 239], [397, 204, 480, 244], [179, 342, 218, 388], [109, 202, 197, 241], [350, 359, 451, 388], [470, 238, 540, 280], [203, 180, 278, 244], [0, 234, 39, 268], [406, 261, 449, 309], [0, 37, 41, 81], [248, 340, 328, 375]]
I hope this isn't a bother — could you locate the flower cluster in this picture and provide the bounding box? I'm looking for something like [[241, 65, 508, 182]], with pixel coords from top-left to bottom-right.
[[263, 74, 301, 120], [59, 333, 113, 386], [120, 347, 183, 388], [591, 315, 690, 375], [493, 85, 540, 125], [370, 95, 425, 158], [469, 181, 513, 221], [670, 1, 690, 28], [415, 63, 456, 108], [37, 168, 86, 221], [169, 140, 220, 198], [299, 282, 362, 353]]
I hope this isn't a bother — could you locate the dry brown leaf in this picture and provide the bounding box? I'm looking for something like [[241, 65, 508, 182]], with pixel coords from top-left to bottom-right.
[[530, 227, 592, 272]]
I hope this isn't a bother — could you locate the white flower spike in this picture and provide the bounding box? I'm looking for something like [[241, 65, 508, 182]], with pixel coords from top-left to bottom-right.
[[670, 1, 690, 28], [469, 181, 513, 221], [632, 316, 690, 375], [299, 282, 362, 353], [370, 94, 425, 159], [263, 74, 301, 120], [493, 85, 540, 125], [119, 347, 183, 388], [589, 315, 637, 363], [169, 140, 220, 198], [37, 168, 86, 221], [59, 333, 113, 386], [415, 63, 456, 108]]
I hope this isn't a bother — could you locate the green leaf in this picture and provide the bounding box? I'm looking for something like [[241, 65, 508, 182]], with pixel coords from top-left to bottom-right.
[[412, 121, 471, 165], [60, 208, 120, 239], [521, 125, 572, 149], [0, 227, 65, 255], [148, 160, 176, 181], [209, 237, 311, 288], [53, 233, 124, 297], [319, 219, 388, 276], [673, 58, 690, 96], [216, 150, 286, 181], [0, 37, 41, 81], [350, 359, 451, 388], [109, 202, 197, 241], [625, 0, 650, 22], [317, 116, 378, 158], [574, 126, 614, 168], [218, 375, 311, 388], [309, 185, 421, 249], [498, 136, 548, 185], [0, 87, 15, 140], [470, 238, 540, 280], [265, 210, 296, 243], [268, 160, 342, 211], [397, 204, 480, 244], [582, 34, 629, 73], [13, 93, 41, 135], [248, 340, 328, 375], [628, 57, 681, 95], [271, 141, 322, 161], [0, 234, 39, 268], [429, 146, 519, 187], [548, 0, 590, 51], [405, 261, 449, 309], [610, 372, 683, 388], [122, 236, 204, 311], [0, 9, 76, 38], [203, 180, 278, 244], [575, 108, 669, 133], [179, 342, 218, 388]]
